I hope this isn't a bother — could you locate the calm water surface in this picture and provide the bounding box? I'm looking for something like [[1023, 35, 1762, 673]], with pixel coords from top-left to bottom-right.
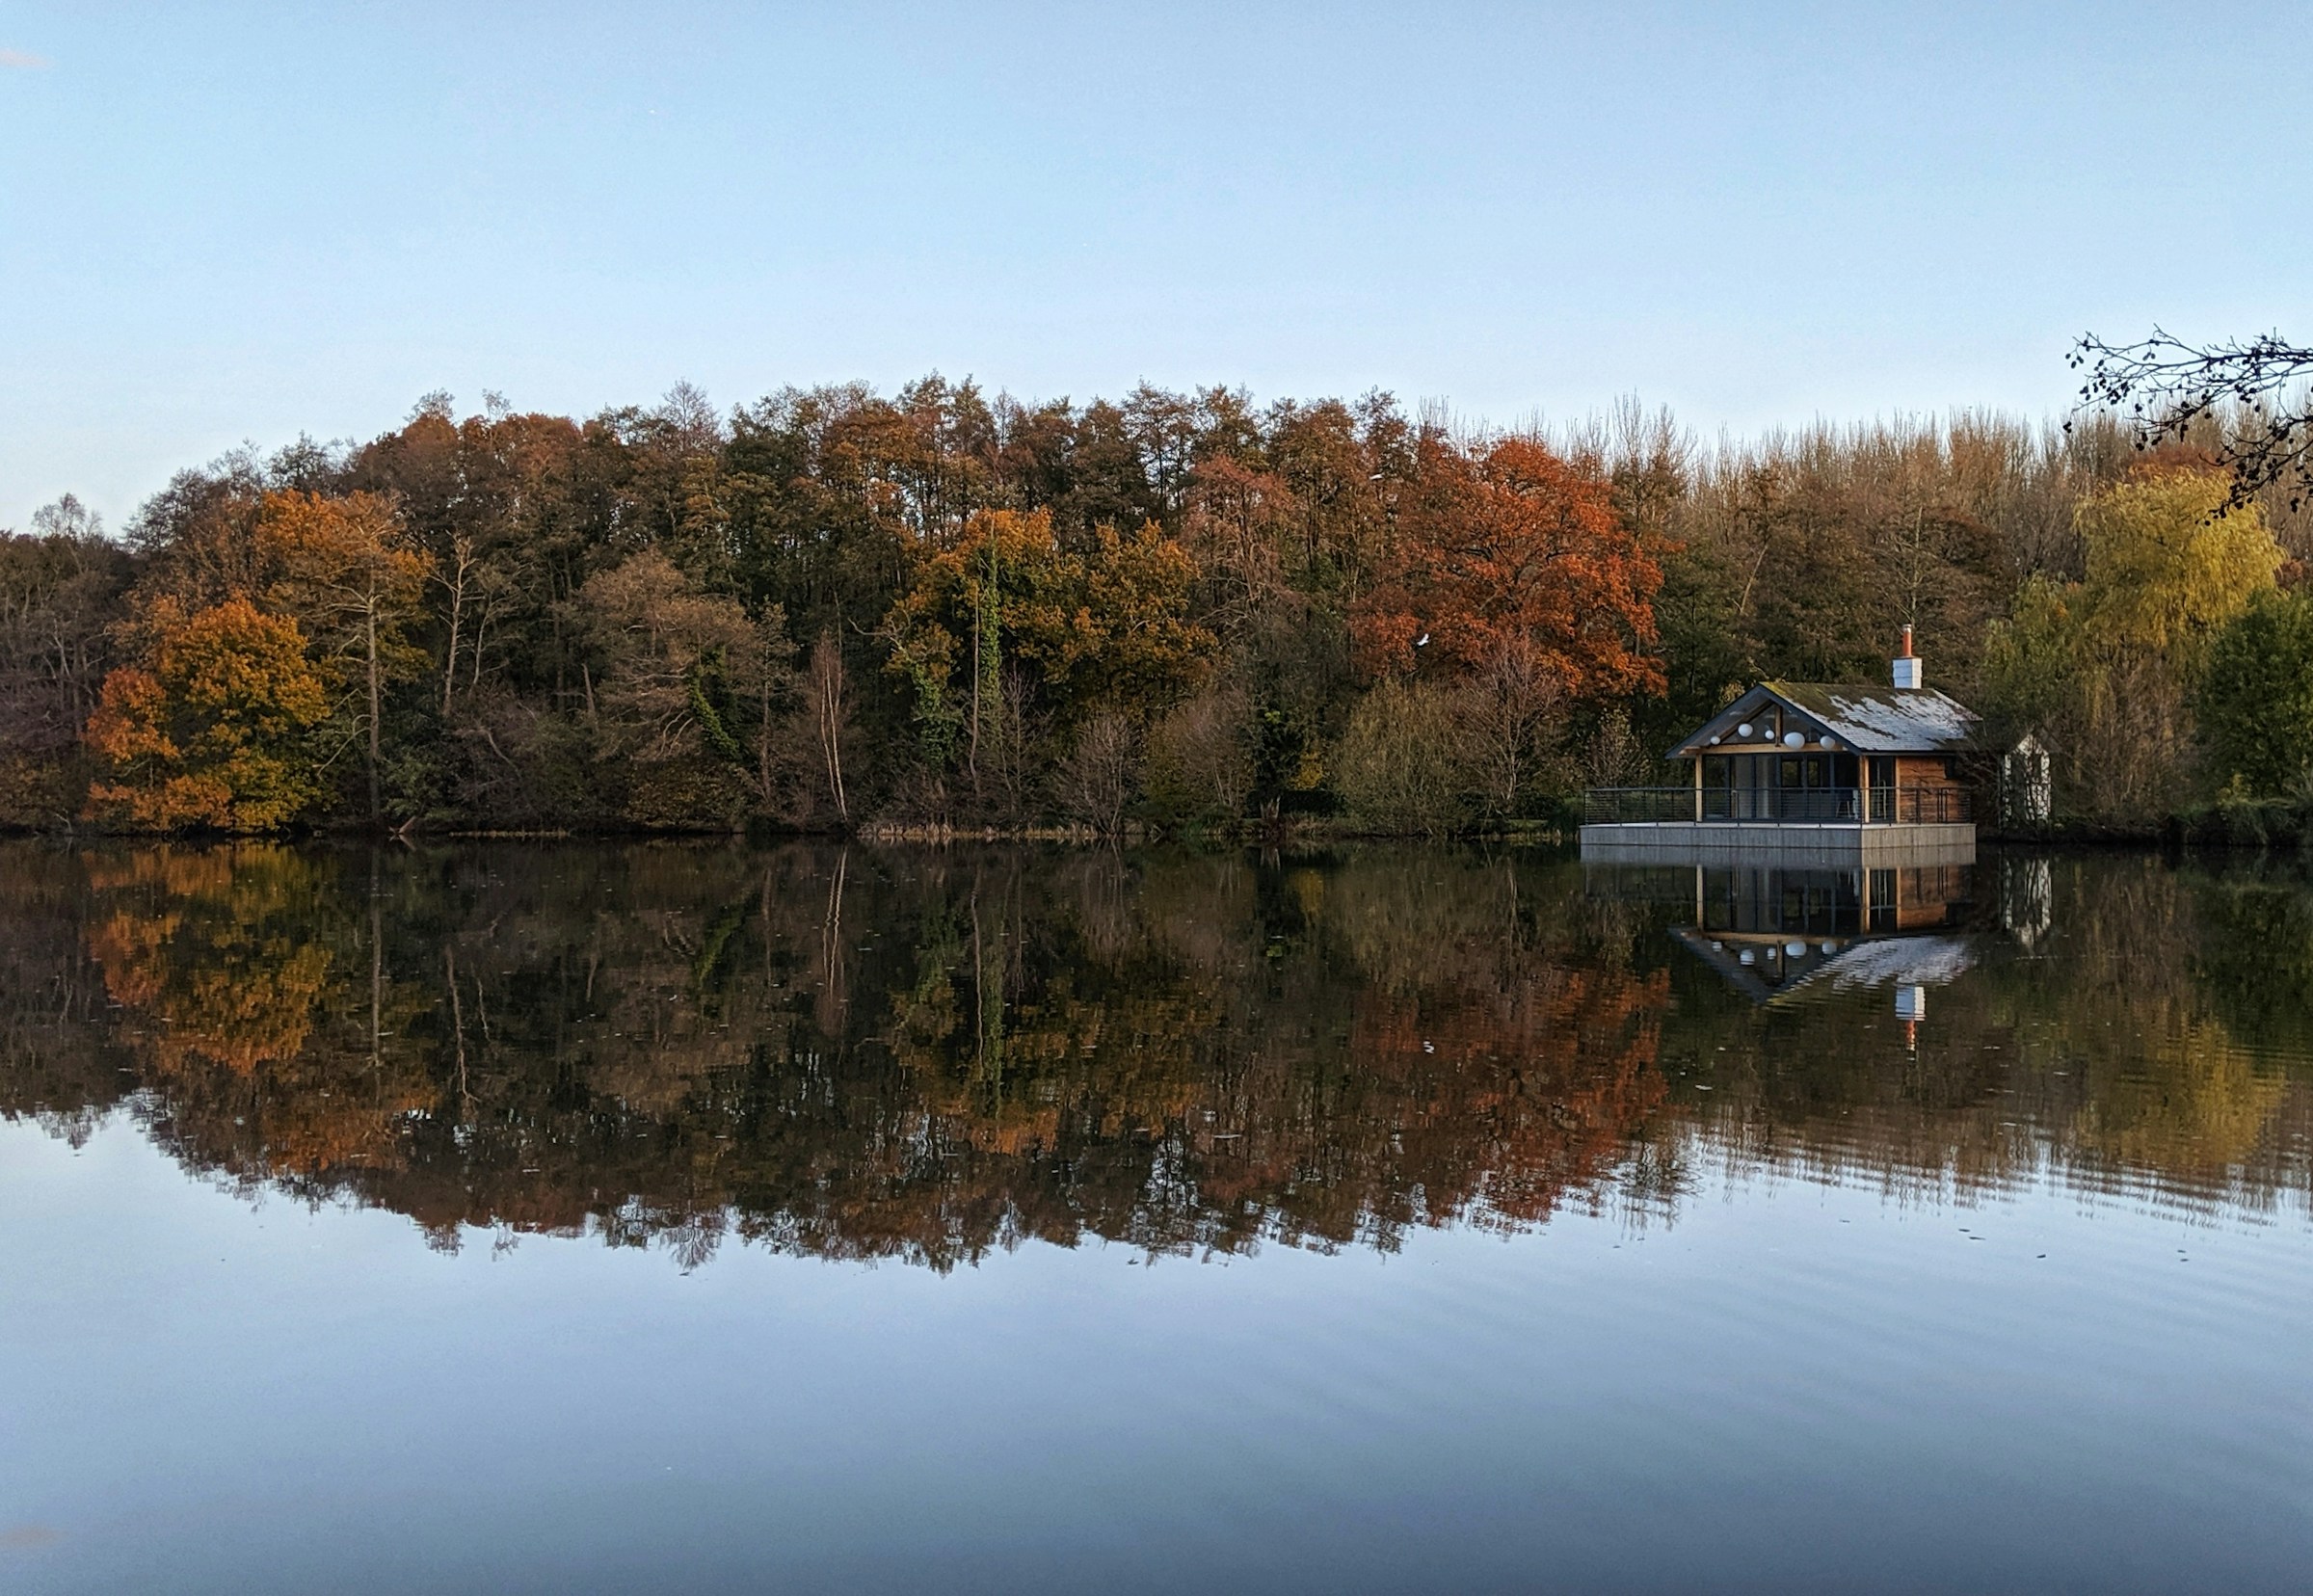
[[2, 841, 2308, 1594]]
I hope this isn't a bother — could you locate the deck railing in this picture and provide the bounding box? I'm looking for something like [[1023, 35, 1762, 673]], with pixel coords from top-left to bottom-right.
[[1868, 785, 1972, 823], [1582, 786, 1708, 824], [1583, 785, 1974, 825]]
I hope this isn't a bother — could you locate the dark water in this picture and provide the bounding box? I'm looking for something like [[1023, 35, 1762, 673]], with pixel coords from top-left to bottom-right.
[[2, 841, 2308, 1594]]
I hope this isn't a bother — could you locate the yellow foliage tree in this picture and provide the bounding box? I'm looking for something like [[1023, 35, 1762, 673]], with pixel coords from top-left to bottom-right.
[[1983, 467, 2281, 821], [2077, 468, 2282, 657], [881, 509, 1213, 773], [84, 598, 330, 831]]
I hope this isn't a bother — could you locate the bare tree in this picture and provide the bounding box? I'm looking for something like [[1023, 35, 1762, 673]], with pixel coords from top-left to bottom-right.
[[2, 497, 126, 760], [806, 631, 850, 825], [1146, 686, 1253, 820], [1579, 705, 1656, 790], [1452, 637, 1566, 819], [436, 530, 478, 714], [1053, 714, 1137, 836], [2072, 328, 2313, 511]]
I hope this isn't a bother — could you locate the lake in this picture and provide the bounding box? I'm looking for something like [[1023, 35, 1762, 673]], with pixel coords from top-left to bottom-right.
[[2, 840, 2308, 1594]]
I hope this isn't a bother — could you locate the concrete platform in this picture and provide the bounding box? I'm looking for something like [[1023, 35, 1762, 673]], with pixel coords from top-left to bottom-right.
[[1578, 821, 1977, 868]]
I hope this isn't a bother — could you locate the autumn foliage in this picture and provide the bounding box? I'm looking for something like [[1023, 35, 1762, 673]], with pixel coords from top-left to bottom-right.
[[880, 508, 1213, 759], [1354, 435, 1663, 697], [25, 375, 2303, 835], [85, 598, 328, 830]]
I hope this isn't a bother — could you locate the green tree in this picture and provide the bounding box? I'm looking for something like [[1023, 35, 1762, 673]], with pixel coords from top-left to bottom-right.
[[1331, 678, 1471, 835], [2198, 589, 2313, 796]]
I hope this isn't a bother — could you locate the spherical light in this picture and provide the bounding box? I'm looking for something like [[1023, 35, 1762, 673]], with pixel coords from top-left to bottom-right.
[[1737, 722, 1754, 739], [1785, 941, 1806, 957], [1783, 731, 1803, 748], [1819, 734, 1838, 749]]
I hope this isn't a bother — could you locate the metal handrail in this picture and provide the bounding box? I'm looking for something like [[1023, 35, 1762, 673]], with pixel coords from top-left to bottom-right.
[[1582, 787, 1707, 824], [1874, 785, 1972, 823], [1583, 785, 1973, 825]]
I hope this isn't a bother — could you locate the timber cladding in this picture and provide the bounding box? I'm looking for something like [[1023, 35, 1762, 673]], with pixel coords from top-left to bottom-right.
[[1894, 756, 1963, 792]]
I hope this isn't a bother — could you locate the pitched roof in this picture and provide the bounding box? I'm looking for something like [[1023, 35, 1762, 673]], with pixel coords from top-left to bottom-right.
[[1768, 681, 1981, 752], [1672, 926, 1977, 1005], [1669, 680, 1982, 758]]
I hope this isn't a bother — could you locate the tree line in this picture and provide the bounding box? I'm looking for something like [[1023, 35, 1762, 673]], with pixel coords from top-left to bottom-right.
[[7, 377, 2313, 835]]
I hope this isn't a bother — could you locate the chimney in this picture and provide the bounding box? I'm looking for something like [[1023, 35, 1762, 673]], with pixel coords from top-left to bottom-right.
[[1892, 625, 1922, 689]]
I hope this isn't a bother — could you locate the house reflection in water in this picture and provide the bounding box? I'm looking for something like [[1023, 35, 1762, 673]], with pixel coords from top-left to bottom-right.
[[1592, 858, 1981, 1046]]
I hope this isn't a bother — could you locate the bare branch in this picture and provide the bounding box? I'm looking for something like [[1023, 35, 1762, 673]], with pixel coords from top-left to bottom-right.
[[2070, 328, 2313, 512]]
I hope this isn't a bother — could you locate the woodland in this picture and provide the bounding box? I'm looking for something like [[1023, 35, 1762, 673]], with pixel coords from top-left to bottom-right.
[[7, 376, 2313, 837]]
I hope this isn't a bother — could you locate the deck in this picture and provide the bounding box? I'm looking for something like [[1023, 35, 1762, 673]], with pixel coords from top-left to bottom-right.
[[1578, 785, 1976, 866]]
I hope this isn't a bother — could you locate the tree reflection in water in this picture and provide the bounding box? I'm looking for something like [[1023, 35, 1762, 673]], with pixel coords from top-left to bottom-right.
[[1, 840, 2307, 1267]]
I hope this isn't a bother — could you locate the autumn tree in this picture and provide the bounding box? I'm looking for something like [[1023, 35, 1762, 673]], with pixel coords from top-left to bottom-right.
[[1983, 467, 2281, 819], [1181, 457, 1298, 631], [1355, 434, 1663, 696], [348, 401, 582, 713], [65, 372, 2302, 836], [880, 509, 1212, 813], [256, 492, 432, 822], [2076, 467, 2283, 659], [85, 598, 331, 831], [1344, 436, 1661, 816]]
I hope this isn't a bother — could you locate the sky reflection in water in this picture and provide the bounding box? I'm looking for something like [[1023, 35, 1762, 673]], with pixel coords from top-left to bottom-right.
[[2, 841, 2308, 1594]]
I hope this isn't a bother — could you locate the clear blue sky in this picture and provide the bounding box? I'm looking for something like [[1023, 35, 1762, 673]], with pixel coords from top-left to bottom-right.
[[3, 2, 2306, 530]]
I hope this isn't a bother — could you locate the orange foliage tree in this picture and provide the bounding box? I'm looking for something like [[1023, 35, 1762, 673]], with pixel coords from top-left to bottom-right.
[[83, 846, 335, 1075], [255, 491, 432, 821], [81, 845, 440, 1181], [1353, 435, 1664, 697], [84, 598, 330, 831]]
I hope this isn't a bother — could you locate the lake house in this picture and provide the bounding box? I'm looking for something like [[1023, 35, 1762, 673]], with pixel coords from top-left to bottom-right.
[[1580, 628, 2035, 864]]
